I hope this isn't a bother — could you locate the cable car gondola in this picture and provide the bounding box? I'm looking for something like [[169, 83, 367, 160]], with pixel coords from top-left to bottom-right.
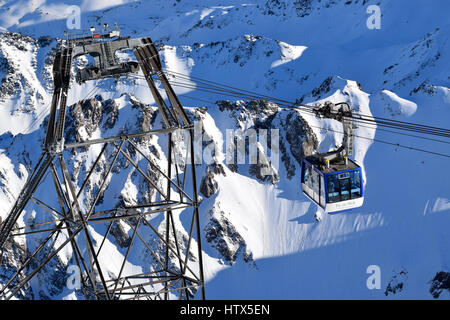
[[300, 102, 364, 213]]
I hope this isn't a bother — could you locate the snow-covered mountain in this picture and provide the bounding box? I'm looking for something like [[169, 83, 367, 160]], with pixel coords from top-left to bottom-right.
[[0, 0, 449, 299]]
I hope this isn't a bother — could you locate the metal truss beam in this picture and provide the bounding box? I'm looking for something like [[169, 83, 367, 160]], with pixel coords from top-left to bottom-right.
[[0, 32, 205, 300]]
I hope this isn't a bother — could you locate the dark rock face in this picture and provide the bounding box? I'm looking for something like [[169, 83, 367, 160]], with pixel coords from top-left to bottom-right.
[[281, 111, 318, 179], [249, 161, 278, 183], [264, 0, 314, 18], [263, 0, 289, 16], [34, 257, 68, 299], [0, 33, 36, 104], [429, 271, 450, 298], [200, 169, 219, 198], [0, 239, 33, 299], [216, 99, 282, 182], [385, 270, 407, 296], [205, 204, 255, 266], [293, 0, 314, 17], [65, 94, 157, 145], [382, 27, 442, 90], [37, 36, 53, 48], [285, 111, 317, 160], [0, 32, 58, 117], [410, 81, 438, 96], [102, 99, 120, 130], [200, 164, 226, 198], [72, 98, 104, 140], [211, 163, 226, 176], [311, 76, 334, 100], [64, 94, 160, 205], [264, 0, 353, 18], [214, 99, 317, 182], [110, 220, 132, 248], [217, 99, 279, 125]]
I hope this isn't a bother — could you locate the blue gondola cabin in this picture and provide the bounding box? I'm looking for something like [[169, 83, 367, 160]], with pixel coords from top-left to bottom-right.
[[301, 156, 364, 213]]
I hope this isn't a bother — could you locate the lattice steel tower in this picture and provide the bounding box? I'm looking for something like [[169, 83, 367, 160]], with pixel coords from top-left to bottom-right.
[[0, 27, 205, 300]]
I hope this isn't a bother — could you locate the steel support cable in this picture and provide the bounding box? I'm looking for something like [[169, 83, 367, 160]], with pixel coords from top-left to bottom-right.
[[163, 69, 296, 107], [157, 80, 429, 134], [130, 58, 450, 160], [335, 122, 450, 144], [340, 115, 450, 138], [129, 43, 450, 137], [136, 72, 296, 109], [172, 78, 450, 137], [144, 82, 450, 157], [134, 74, 311, 118], [101, 44, 450, 166], [346, 112, 450, 137], [167, 89, 450, 144], [331, 101, 450, 137], [307, 124, 450, 158], [155, 78, 450, 138], [169, 71, 450, 136], [161, 91, 450, 144], [173, 91, 450, 144], [23, 106, 53, 135], [143, 70, 450, 137], [164, 69, 450, 136], [168, 80, 284, 105], [134, 69, 271, 102], [353, 113, 450, 134], [134, 78, 450, 144], [135, 77, 300, 112]]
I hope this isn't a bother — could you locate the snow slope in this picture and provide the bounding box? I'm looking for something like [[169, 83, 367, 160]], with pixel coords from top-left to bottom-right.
[[0, 0, 449, 299]]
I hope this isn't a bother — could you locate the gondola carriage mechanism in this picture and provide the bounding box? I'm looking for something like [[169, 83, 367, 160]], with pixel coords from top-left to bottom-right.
[[301, 101, 364, 213]]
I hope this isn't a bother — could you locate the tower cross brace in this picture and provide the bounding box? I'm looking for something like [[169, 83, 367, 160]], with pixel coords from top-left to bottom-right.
[[0, 30, 205, 300]]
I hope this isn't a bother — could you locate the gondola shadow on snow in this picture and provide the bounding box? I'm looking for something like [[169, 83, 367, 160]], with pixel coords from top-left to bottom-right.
[[202, 225, 394, 300], [288, 201, 318, 225]]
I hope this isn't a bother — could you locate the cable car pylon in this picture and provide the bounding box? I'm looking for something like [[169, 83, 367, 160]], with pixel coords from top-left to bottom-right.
[[0, 27, 205, 300]]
